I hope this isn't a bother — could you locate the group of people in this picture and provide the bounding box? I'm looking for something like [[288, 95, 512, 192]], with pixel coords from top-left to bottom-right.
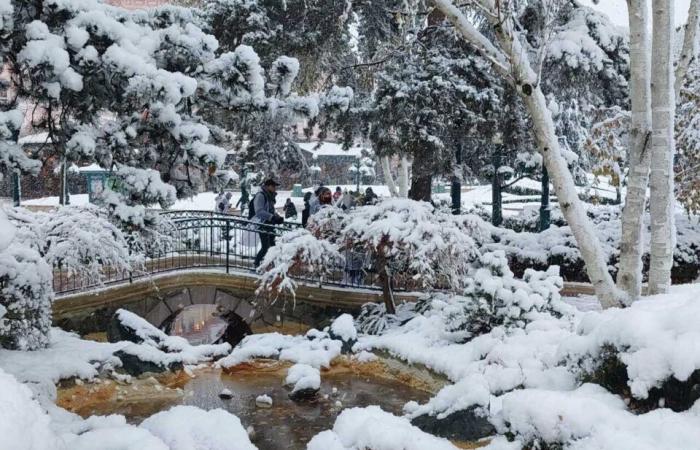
[[300, 185, 378, 227], [213, 181, 381, 269]]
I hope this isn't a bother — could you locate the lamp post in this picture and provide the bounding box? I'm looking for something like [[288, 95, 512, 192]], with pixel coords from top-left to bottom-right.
[[540, 165, 551, 231], [491, 132, 503, 226], [11, 170, 20, 206], [451, 142, 463, 215]]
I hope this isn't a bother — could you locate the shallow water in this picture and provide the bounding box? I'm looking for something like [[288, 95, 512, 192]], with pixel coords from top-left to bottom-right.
[[110, 368, 431, 450]]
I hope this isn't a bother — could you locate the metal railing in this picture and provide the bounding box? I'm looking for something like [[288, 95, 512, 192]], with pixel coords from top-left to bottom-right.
[[52, 210, 392, 295]]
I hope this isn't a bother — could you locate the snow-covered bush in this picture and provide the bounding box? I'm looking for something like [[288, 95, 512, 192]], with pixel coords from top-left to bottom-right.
[[0, 211, 52, 351], [0, 240, 53, 351], [355, 301, 418, 335], [559, 290, 700, 412], [257, 228, 344, 301], [418, 251, 569, 342], [6, 206, 137, 286], [304, 199, 482, 313]]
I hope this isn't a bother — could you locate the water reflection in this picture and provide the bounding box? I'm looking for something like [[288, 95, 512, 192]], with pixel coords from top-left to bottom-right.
[[169, 304, 228, 345]]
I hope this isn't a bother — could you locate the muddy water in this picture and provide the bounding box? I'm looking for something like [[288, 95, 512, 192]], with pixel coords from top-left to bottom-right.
[[99, 368, 432, 450]]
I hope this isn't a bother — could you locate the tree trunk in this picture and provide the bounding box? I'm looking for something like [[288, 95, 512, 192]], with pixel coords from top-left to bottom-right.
[[433, 0, 623, 307], [540, 166, 550, 231], [491, 144, 503, 226], [648, 0, 676, 295], [674, 0, 699, 99], [451, 144, 462, 214], [617, 0, 653, 301], [398, 156, 410, 197], [59, 156, 69, 206], [381, 156, 399, 197], [409, 152, 432, 202], [376, 251, 395, 314]]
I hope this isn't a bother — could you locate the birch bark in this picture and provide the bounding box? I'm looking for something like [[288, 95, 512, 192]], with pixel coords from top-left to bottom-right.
[[381, 156, 399, 197], [617, 0, 652, 301], [675, 0, 699, 98], [398, 156, 410, 198], [648, 0, 676, 294]]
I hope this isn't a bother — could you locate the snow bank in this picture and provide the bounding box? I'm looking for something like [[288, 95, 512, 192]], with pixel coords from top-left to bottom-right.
[[0, 328, 124, 386], [0, 369, 59, 450], [307, 406, 460, 450], [493, 384, 700, 450], [358, 281, 700, 448], [140, 405, 256, 450], [559, 284, 700, 399]]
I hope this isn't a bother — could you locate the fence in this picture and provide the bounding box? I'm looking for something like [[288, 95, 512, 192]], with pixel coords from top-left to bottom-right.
[[52, 210, 390, 295]]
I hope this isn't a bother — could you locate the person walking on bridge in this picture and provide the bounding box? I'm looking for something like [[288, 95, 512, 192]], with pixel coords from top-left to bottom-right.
[[253, 178, 284, 267]]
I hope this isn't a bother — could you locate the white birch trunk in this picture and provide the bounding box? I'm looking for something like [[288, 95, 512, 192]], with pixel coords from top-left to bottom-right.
[[617, 0, 652, 301], [648, 0, 676, 294], [432, 0, 623, 307], [675, 0, 699, 98], [398, 156, 410, 198], [381, 156, 399, 197]]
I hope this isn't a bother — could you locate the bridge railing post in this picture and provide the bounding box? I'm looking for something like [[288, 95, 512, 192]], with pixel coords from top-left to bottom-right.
[[209, 218, 214, 259], [225, 220, 230, 274]]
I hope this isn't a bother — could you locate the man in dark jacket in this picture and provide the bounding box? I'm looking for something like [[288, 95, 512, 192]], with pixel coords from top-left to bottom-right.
[[301, 192, 312, 227], [253, 179, 283, 267]]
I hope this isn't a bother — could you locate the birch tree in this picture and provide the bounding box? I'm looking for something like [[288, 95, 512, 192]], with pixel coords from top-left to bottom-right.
[[431, 0, 623, 307], [616, 0, 652, 301], [675, 0, 700, 99], [648, 0, 676, 294]]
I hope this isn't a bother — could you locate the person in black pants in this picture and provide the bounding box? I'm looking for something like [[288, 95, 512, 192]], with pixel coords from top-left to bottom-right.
[[253, 178, 284, 267]]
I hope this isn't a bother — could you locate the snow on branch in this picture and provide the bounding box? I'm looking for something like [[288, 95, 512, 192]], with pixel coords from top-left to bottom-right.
[[257, 228, 344, 301], [6, 206, 138, 287]]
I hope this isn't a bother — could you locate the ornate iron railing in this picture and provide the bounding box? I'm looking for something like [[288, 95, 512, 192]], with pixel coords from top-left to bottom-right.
[[52, 210, 386, 295]]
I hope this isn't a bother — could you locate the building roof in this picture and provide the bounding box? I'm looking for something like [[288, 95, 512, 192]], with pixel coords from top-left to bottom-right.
[[297, 142, 367, 158], [18, 132, 51, 146]]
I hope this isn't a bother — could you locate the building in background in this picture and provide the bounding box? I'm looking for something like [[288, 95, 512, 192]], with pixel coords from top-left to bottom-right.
[[106, 0, 170, 9]]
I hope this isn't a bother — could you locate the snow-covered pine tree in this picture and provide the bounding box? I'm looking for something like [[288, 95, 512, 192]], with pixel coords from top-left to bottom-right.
[[676, 62, 700, 214], [366, 21, 501, 201], [430, 0, 624, 307]]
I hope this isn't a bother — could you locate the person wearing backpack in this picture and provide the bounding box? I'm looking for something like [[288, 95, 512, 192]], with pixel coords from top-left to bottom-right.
[[252, 178, 284, 267]]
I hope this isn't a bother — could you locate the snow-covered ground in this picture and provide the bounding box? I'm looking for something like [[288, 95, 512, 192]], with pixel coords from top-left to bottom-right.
[[4, 284, 700, 448], [20, 175, 618, 220]]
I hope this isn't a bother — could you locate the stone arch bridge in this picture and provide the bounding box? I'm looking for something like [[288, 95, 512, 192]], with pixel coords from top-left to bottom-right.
[[51, 210, 593, 334]]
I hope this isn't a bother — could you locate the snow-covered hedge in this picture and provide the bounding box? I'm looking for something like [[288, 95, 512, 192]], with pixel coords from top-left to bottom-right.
[[491, 206, 700, 284]]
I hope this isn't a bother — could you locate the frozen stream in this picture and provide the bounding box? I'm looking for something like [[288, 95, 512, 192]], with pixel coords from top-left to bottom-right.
[[81, 367, 432, 450]]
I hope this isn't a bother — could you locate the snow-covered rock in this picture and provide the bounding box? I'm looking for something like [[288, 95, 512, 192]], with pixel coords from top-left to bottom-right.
[[255, 394, 272, 407], [108, 309, 230, 376], [217, 331, 342, 369], [285, 363, 320, 400], [329, 314, 357, 354]]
